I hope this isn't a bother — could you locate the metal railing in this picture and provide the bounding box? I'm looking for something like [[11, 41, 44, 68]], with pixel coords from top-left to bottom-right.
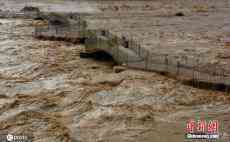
[[34, 17, 230, 91]]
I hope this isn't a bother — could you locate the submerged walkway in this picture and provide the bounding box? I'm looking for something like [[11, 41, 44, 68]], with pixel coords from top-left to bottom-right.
[[33, 15, 230, 90]]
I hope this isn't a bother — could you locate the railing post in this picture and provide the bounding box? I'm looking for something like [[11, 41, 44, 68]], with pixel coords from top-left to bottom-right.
[[138, 44, 141, 57], [192, 61, 195, 86], [34, 26, 37, 37], [177, 59, 180, 76], [145, 51, 149, 70], [165, 54, 169, 73], [116, 36, 119, 61]]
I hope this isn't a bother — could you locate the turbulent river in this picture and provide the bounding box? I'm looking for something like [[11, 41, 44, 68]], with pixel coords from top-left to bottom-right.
[[0, 19, 229, 142]]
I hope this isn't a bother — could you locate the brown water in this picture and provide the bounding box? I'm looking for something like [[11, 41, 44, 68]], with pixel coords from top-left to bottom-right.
[[0, 19, 229, 142], [0, 0, 229, 141]]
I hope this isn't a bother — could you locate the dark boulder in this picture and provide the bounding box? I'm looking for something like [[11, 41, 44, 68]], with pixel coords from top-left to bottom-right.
[[21, 6, 40, 12], [46, 13, 70, 27], [175, 12, 185, 16]]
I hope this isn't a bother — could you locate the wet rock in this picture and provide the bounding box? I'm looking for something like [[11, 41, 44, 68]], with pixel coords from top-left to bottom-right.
[[20, 6, 40, 13], [113, 66, 126, 73], [90, 64, 100, 69], [175, 12, 185, 16], [46, 12, 70, 27]]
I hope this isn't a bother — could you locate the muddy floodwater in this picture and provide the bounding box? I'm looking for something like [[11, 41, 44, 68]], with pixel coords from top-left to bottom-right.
[[0, 0, 229, 142], [0, 18, 228, 142]]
